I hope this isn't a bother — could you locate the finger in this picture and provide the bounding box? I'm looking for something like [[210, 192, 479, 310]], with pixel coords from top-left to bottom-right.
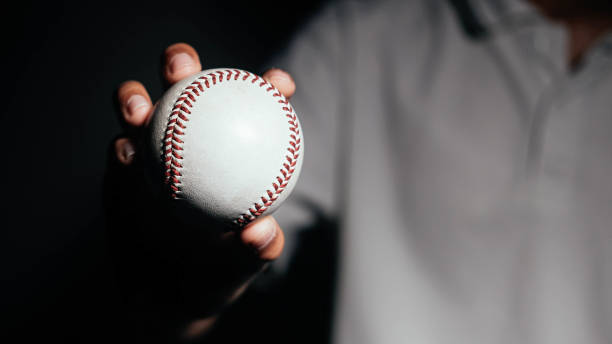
[[118, 80, 153, 127], [164, 42, 202, 84], [263, 68, 296, 99], [240, 216, 285, 261], [115, 137, 136, 165]]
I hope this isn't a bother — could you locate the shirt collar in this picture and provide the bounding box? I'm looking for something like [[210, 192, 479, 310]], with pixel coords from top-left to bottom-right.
[[470, 0, 544, 33]]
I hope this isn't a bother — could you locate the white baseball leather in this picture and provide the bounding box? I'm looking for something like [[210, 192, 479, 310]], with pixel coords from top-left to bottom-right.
[[144, 68, 304, 228]]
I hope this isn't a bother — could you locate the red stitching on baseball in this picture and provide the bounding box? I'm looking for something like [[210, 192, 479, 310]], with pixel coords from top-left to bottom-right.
[[162, 69, 300, 226]]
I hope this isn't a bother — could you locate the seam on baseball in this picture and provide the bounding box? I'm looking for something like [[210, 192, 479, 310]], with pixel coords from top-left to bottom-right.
[[161, 69, 301, 227]]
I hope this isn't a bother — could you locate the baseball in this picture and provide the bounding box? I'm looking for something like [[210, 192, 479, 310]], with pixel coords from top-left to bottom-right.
[[144, 68, 304, 228]]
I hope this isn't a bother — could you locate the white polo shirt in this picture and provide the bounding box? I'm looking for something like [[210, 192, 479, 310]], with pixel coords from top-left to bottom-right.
[[274, 0, 612, 342]]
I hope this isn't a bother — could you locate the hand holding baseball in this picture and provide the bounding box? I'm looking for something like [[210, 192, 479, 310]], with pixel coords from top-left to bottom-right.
[[105, 43, 297, 339]]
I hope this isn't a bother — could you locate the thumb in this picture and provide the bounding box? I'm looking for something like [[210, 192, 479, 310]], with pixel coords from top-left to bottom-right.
[[241, 216, 285, 261]]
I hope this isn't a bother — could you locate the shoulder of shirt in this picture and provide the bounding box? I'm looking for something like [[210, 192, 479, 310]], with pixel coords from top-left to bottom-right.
[[273, 0, 450, 60], [303, 0, 449, 34]]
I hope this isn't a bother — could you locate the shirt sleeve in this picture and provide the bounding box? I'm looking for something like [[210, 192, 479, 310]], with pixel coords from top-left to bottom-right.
[[262, 1, 350, 271]]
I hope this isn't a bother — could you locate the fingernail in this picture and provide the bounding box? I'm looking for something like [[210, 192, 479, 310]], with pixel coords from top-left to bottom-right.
[[126, 94, 149, 118], [249, 217, 278, 250], [169, 52, 195, 74], [120, 140, 136, 163], [267, 69, 291, 84]]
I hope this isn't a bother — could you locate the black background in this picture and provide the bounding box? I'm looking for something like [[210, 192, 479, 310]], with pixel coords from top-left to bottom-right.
[[1, 1, 328, 342]]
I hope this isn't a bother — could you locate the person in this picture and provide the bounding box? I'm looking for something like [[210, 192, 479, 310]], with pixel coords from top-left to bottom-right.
[[107, 0, 612, 342]]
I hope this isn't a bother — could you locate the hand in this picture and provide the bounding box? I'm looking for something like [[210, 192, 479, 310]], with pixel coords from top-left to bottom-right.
[[104, 43, 297, 340]]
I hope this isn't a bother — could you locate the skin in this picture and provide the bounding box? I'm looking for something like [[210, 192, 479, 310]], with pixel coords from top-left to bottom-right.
[[111, 2, 612, 341], [112, 42, 296, 339], [527, 0, 612, 67]]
